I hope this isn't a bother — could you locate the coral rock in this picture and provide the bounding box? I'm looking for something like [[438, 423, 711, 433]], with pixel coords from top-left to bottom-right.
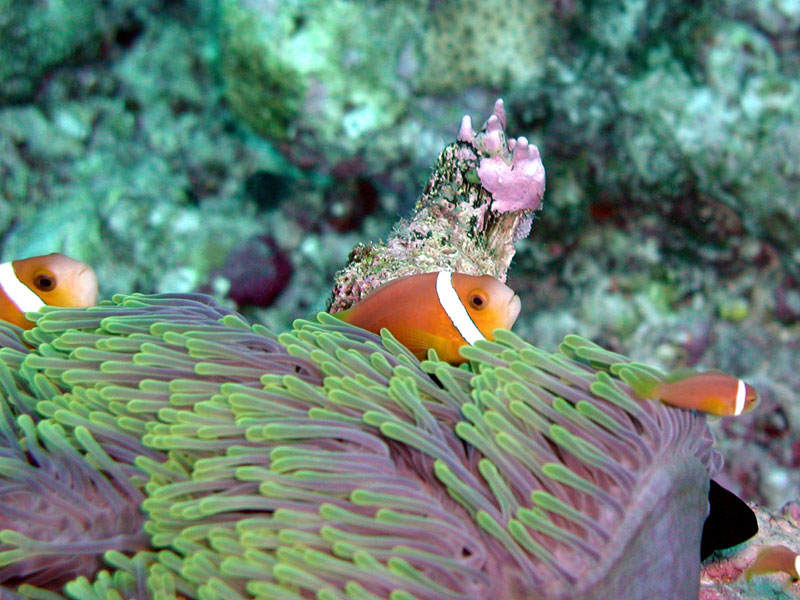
[[329, 99, 545, 312]]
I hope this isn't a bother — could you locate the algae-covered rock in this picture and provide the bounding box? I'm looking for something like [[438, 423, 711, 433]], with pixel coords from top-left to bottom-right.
[[329, 100, 545, 312], [220, 0, 415, 158], [0, 0, 154, 101], [416, 0, 552, 93], [515, 1, 800, 257]]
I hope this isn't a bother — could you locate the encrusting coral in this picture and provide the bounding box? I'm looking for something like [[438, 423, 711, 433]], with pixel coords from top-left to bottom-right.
[[0, 292, 719, 599]]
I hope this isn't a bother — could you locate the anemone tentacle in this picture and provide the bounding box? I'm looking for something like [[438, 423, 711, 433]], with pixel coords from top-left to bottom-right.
[[0, 294, 718, 599]]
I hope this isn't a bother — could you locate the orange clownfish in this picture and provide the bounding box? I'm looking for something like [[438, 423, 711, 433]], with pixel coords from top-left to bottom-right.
[[630, 371, 758, 416], [745, 545, 800, 581], [0, 253, 98, 329], [332, 271, 521, 363]]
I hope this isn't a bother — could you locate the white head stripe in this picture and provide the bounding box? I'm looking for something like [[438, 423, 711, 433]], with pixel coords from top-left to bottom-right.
[[0, 261, 45, 314], [733, 379, 746, 416], [435, 271, 485, 345]]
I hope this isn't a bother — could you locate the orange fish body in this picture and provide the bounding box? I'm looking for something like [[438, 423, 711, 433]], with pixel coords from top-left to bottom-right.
[[745, 545, 800, 580], [0, 253, 98, 329], [633, 371, 758, 416], [333, 271, 521, 363]]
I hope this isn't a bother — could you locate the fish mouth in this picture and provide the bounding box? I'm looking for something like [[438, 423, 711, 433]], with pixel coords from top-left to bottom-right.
[[506, 294, 521, 328]]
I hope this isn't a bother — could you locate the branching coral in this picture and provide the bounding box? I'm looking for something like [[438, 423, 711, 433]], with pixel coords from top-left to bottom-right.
[[0, 293, 718, 599]]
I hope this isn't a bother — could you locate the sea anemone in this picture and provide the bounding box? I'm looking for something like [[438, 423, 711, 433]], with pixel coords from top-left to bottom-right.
[[0, 293, 719, 599]]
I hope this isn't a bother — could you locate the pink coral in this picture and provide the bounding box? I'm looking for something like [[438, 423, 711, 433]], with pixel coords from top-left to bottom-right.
[[477, 137, 546, 213], [460, 99, 546, 214]]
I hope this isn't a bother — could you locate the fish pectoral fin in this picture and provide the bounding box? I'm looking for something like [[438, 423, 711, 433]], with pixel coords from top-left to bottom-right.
[[391, 328, 451, 360], [329, 308, 350, 322]]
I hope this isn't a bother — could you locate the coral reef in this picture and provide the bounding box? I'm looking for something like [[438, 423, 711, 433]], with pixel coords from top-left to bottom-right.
[[0, 2, 799, 597], [0, 0, 155, 101], [220, 0, 415, 160], [328, 100, 545, 312], [700, 503, 800, 598], [203, 235, 293, 309], [0, 12, 280, 296], [511, 0, 800, 307], [416, 0, 552, 93], [0, 293, 719, 598]]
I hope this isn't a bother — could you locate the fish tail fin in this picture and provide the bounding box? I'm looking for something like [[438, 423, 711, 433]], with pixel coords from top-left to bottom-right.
[[617, 364, 662, 399], [328, 308, 350, 322]]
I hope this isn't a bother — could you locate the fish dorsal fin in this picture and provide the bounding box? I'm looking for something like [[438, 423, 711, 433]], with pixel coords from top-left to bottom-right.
[[330, 308, 350, 322]]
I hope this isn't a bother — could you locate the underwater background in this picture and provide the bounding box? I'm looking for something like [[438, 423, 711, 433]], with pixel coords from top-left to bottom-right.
[[2, 0, 800, 598]]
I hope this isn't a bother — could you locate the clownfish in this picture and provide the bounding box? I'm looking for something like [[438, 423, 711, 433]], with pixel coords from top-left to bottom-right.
[[332, 271, 521, 363], [629, 370, 758, 416], [745, 545, 800, 581], [0, 253, 98, 329]]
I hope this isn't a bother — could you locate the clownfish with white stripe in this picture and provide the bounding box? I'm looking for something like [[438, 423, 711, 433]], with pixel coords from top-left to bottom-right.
[[629, 370, 758, 417], [0, 253, 98, 329], [332, 271, 521, 363], [745, 545, 800, 581]]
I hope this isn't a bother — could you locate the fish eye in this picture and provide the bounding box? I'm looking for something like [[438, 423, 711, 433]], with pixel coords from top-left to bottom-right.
[[468, 291, 487, 310], [33, 271, 56, 292]]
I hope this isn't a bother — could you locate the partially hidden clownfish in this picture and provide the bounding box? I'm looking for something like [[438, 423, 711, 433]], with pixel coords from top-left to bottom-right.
[[0, 253, 98, 329], [629, 370, 758, 417], [745, 545, 800, 581], [332, 271, 521, 363]]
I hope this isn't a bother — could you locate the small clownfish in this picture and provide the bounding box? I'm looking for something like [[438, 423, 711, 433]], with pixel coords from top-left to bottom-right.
[[745, 545, 800, 581], [0, 253, 98, 329], [630, 371, 758, 416], [332, 271, 521, 364]]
